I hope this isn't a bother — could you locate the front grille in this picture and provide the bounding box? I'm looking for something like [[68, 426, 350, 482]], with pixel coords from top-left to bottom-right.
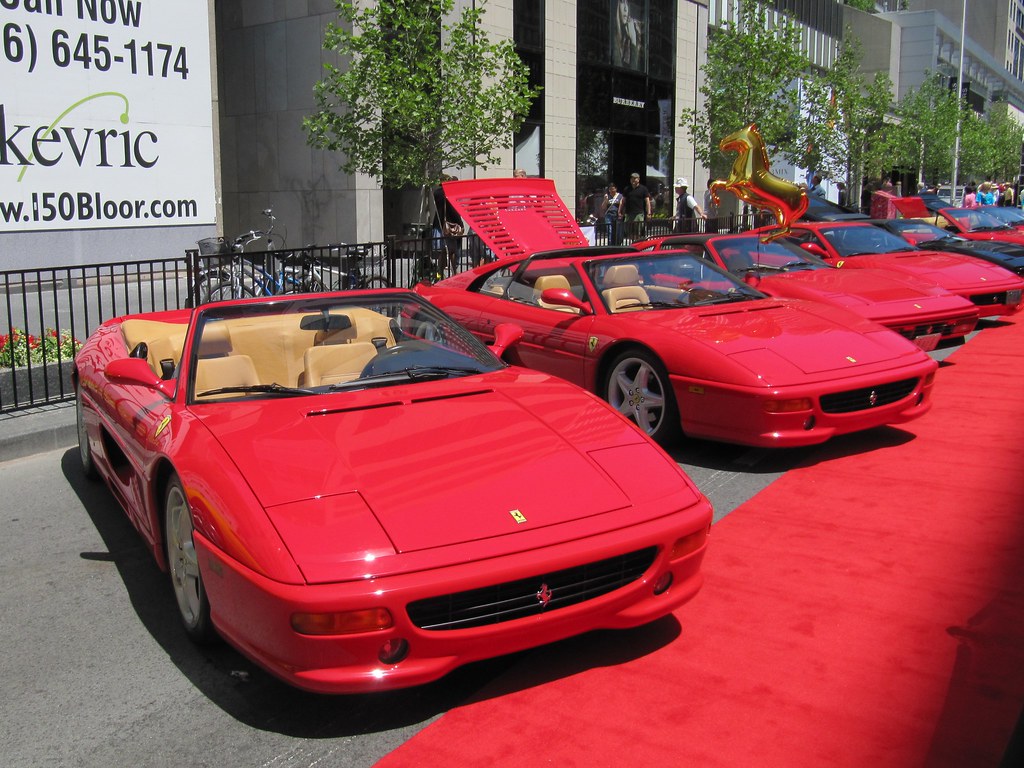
[[970, 290, 1013, 307], [820, 377, 919, 414], [407, 547, 658, 631], [895, 321, 956, 340]]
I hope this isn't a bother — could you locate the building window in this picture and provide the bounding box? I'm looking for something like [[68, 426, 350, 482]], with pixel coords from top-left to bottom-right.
[[515, 0, 544, 176]]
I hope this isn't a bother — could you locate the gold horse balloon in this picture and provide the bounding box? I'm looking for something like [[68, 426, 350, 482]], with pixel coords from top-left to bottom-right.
[[710, 124, 808, 242]]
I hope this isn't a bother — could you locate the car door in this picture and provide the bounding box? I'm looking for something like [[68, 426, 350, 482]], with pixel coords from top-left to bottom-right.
[[471, 261, 596, 387], [99, 360, 175, 539]]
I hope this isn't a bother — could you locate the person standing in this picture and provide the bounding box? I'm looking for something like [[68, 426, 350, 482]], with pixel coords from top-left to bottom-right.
[[673, 178, 705, 233], [432, 176, 464, 274], [620, 173, 651, 241], [602, 183, 623, 245], [807, 174, 826, 198]]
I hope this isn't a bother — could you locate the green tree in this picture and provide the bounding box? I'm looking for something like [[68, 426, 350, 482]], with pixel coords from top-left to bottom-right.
[[682, 2, 810, 178], [968, 103, 1024, 182], [800, 36, 894, 203], [304, 0, 539, 189], [888, 74, 961, 186]]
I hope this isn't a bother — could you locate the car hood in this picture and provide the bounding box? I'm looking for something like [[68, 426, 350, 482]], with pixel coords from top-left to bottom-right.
[[193, 376, 674, 562], [759, 269, 974, 319], [842, 250, 1022, 289], [627, 299, 922, 378]]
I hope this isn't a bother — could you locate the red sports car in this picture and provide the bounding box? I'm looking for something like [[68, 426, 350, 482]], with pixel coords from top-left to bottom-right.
[[632, 233, 979, 348], [932, 207, 1024, 245], [74, 291, 712, 693], [781, 221, 1024, 318], [418, 179, 939, 449]]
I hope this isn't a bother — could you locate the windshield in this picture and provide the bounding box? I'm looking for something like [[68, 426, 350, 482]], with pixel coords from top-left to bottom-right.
[[818, 225, 917, 257], [979, 206, 1024, 226], [884, 220, 958, 241], [709, 235, 826, 273], [942, 208, 1012, 232], [188, 293, 502, 402], [586, 252, 764, 312]]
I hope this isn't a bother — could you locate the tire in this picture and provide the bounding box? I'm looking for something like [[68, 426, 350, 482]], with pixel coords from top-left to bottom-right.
[[75, 385, 99, 480], [364, 275, 392, 289], [164, 475, 215, 643], [303, 276, 327, 293], [603, 348, 680, 445], [207, 281, 254, 303]]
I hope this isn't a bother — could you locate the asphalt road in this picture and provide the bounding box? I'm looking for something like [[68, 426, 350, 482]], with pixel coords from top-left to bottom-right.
[[0, 338, 968, 768]]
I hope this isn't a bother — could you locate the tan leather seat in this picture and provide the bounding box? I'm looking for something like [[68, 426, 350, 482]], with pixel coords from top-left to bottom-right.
[[303, 342, 377, 386], [601, 264, 649, 312], [193, 322, 260, 397], [534, 274, 580, 313], [194, 355, 260, 397], [197, 322, 233, 357]]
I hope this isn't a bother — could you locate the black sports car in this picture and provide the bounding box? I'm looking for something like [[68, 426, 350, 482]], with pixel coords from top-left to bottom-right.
[[800, 196, 869, 222]]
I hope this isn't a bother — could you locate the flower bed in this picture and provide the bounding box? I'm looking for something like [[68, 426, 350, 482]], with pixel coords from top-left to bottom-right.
[[0, 328, 81, 368], [0, 329, 82, 409]]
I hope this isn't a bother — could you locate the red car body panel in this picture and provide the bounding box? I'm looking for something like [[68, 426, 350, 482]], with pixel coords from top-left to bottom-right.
[[75, 293, 712, 693], [419, 181, 938, 448], [783, 221, 1024, 318], [932, 207, 1024, 243], [632, 233, 979, 344]]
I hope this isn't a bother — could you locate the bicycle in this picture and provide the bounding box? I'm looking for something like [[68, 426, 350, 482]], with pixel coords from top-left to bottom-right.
[[198, 210, 289, 303], [407, 250, 446, 288], [332, 244, 393, 290]]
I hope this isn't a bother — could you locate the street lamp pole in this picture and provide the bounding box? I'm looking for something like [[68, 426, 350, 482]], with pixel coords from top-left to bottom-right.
[[950, 0, 968, 204]]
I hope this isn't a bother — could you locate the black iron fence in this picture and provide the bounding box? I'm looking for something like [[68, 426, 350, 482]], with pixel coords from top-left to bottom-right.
[[3, 211, 760, 413], [2, 257, 188, 413]]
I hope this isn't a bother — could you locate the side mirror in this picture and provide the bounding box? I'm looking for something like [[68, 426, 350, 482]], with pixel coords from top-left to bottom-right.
[[488, 322, 524, 358], [539, 288, 591, 314], [799, 242, 830, 260], [743, 270, 761, 287], [105, 358, 174, 398]]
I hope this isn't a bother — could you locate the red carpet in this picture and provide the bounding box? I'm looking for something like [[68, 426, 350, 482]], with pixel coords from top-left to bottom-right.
[[377, 317, 1024, 768]]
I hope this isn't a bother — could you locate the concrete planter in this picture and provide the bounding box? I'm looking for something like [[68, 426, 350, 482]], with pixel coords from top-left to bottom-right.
[[0, 361, 76, 410]]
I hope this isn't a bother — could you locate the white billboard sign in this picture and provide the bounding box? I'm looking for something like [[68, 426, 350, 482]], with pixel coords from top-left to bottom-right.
[[0, 0, 216, 232]]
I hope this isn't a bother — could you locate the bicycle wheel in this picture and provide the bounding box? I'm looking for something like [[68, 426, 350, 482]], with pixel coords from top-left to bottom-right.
[[364, 275, 392, 289], [207, 280, 255, 303], [303, 275, 327, 292]]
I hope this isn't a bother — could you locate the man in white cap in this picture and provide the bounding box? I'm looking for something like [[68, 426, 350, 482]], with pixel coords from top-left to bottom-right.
[[674, 178, 705, 233]]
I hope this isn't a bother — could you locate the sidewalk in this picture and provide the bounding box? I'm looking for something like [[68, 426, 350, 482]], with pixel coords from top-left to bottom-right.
[[0, 402, 77, 464]]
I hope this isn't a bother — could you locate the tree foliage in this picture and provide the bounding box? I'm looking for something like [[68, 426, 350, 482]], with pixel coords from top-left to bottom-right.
[[888, 74, 962, 186], [960, 103, 1024, 182], [303, 0, 540, 189], [682, 2, 809, 177], [800, 36, 894, 199]]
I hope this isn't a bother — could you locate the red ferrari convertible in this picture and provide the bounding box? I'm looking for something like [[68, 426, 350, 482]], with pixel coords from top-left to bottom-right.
[[74, 291, 712, 693], [632, 233, 979, 348], [418, 179, 939, 448], [781, 221, 1024, 318]]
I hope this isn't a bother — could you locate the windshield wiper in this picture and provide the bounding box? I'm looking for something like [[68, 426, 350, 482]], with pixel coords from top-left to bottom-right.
[[692, 293, 754, 306], [328, 365, 486, 391], [197, 383, 313, 398], [780, 261, 816, 270]]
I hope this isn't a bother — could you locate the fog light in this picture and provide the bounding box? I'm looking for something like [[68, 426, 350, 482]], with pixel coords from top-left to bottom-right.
[[379, 638, 409, 664], [291, 608, 393, 636], [803, 415, 815, 430], [653, 572, 673, 595], [763, 397, 812, 413]]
